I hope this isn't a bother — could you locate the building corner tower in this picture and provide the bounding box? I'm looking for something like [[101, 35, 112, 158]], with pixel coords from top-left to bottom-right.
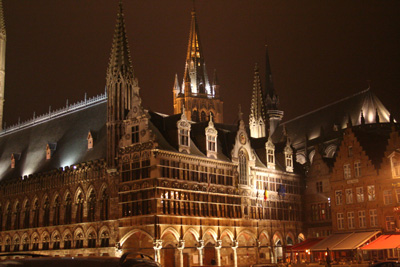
[[173, 9, 223, 123], [106, 1, 137, 169], [0, 0, 6, 130]]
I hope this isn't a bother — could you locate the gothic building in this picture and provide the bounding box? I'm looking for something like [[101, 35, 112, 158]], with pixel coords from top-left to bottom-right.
[[0, 1, 398, 266]]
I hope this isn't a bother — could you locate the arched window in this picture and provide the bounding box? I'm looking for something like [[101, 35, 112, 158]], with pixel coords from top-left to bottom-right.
[[201, 111, 206, 122], [32, 237, 39, 250], [64, 234, 72, 249], [75, 233, 84, 248], [4, 239, 10, 252], [23, 201, 30, 229], [191, 110, 199, 122], [100, 232, 110, 247], [88, 233, 96, 248], [22, 237, 30, 251], [239, 150, 248, 185], [43, 198, 50, 227], [32, 200, 39, 228], [52, 235, 60, 250], [14, 203, 21, 230], [64, 194, 72, 224], [100, 189, 109, 220], [13, 238, 20, 252], [87, 191, 96, 222], [42, 236, 49, 250], [53, 196, 60, 226], [76, 193, 84, 223]]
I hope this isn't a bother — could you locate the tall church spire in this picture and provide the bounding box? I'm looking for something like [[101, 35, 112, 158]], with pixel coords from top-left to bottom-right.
[[264, 46, 283, 136], [173, 9, 223, 123], [0, 0, 6, 130], [182, 9, 211, 95], [249, 63, 267, 138], [106, 0, 138, 169]]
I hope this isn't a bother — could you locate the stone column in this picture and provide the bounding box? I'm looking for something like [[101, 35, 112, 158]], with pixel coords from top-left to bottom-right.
[[215, 240, 222, 266], [197, 240, 205, 266], [177, 239, 185, 267], [255, 239, 260, 264], [232, 239, 238, 267], [153, 239, 163, 264]]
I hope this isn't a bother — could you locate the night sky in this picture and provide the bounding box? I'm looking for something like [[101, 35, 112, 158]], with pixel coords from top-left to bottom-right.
[[2, 0, 400, 127]]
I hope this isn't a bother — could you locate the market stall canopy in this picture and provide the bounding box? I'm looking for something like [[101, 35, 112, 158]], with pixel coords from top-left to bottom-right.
[[290, 238, 324, 252], [310, 231, 380, 251], [361, 235, 400, 250]]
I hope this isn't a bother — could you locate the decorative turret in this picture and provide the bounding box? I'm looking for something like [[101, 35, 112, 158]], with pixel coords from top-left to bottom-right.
[[173, 9, 223, 123], [106, 0, 138, 169], [249, 63, 267, 138], [0, 0, 6, 130], [264, 46, 283, 136]]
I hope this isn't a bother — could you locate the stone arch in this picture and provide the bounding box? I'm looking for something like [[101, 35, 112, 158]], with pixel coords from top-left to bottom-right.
[[41, 231, 50, 242], [183, 227, 199, 242], [220, 229, 233, 248], [22, 198, 29, 208], [99, 225, 111, 237], [86, 184, 96, 202], [51, 192, 61, 205], [259, 230, 271, 246], [31, 232, 39, 242], [272, 232, 284, 263], [272, 232, 283, 244], [51, 230, 61, 241], [74, 187, 85, 202], [86, 226, 97, 239], [63, 189, 72, 201], [220, 229, 234, 242], [286, 232, 295, 246], [20, 232, 29, 243], [41, 193, 50, 207], [160, 227, 180, 244], [99, 183, 108, 195], [62, 229, 72, 240], [202, 228, 218, 242], [73, 227, 85, 240], [237, 229, 257, 246], [120, 229, 154, 247], [13, 199, 20, 210]]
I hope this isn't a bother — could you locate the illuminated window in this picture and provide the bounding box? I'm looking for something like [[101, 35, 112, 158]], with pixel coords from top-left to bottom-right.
[[356, 187, 364, 202], [384, 190, 393, 205], [369, 209, 378, 227], [354, 161, 361, 177], [131, 125, 139, 144], [358, 210, 366, 228], [205, 114, 218, 158], [346, 189, 353, 204], [347, 211, 355, 229], [337, 213, 344, 229], [87, 131, 94, 149], [335, 190, 343, 205], [239, 150, 248, 185], [180, 129, 189, 146], [368, 185, 376, 201], [207, 135, 216, 152], [343, 164, 351, 179], [267, 149, 274, 164]]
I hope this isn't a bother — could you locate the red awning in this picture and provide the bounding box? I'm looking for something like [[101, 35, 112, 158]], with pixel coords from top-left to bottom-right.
[[361, 235, 400, 250], [290, 238, 324, 252]]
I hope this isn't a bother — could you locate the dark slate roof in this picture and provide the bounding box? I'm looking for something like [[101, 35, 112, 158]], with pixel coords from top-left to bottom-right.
[[273, 88, 392, 149], [0, 101, 107, 182]]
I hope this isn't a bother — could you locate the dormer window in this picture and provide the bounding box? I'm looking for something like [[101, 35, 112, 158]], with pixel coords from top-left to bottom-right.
[[87, 131, 94, 149], [205, 113, 218, 158], [177, 106, 191, 153], [284, 140, 294, 173], [11, 154, 16, 169], [265, 137, 275, 169], [180, 129, 189, 146], [132, 125, 139, 144]]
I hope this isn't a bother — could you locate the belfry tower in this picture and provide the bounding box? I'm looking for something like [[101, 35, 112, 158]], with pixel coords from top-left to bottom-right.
[[173, 10, 223, 123], [106, 1, 138, 169], [264, 46, 283, 136], [0, 0, 6, 130]]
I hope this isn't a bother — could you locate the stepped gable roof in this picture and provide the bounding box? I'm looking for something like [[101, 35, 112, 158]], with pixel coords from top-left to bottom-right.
[[351, 123, 398, 169], [0, 102, 107, 182], [273, 88, 391, 149]]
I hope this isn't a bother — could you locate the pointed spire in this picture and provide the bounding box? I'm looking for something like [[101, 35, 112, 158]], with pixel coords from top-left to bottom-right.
[[182, 9, 211, 95], [360, 110, 365, 125], [375, 109, 380, 123], [173, 73, 181, 95], [250, 63, 266, 124], [265, 45, 279, 110], [107, 0, 134, 79], [347, 114, 353, 128]]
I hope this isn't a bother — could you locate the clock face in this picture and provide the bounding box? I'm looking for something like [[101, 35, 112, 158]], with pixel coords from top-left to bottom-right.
[[239, 133, 246, 145]]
